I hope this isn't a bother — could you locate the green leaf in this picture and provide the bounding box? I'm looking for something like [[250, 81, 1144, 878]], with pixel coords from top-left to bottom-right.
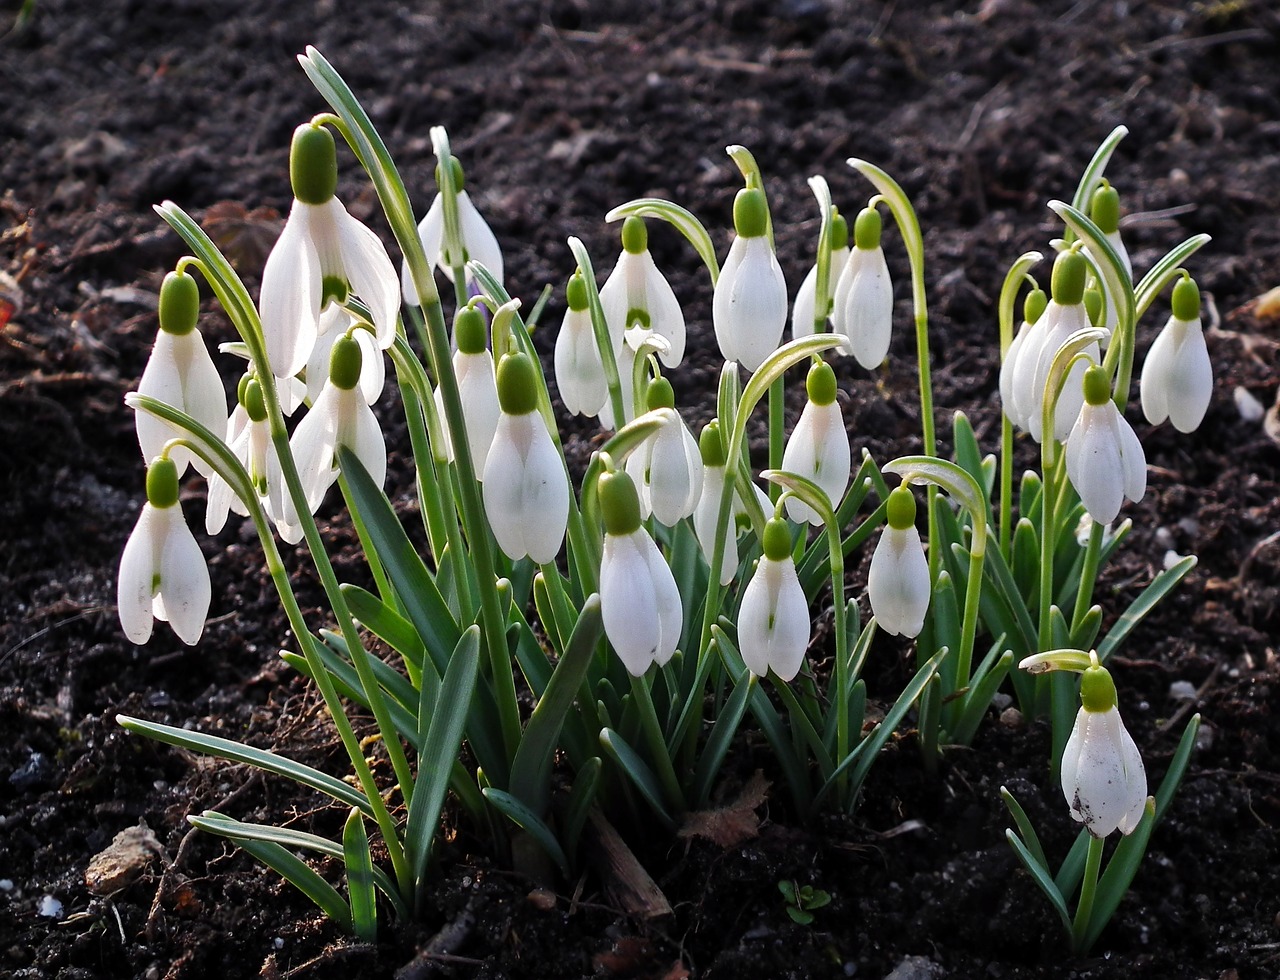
[[605, 198, 720, 285], [343, 809, 378, 942], [1069, 125, 1128, 219], [209, 831, 352, 932], [952, 412, 989, 508], [1134, 235, 1211, 321], [999, 787, 1051, 873], [1097, 556, 1197, 662], [281, 647, 420, 751], [482, 788, 571, 879], [950, 649, 1013, 747], [563, 757, 603, 863], [599, 728, 676, 830], [342, 584, 427, 682], [1080, 799, 1156, 953], [1005, 829, 1073, 937], [691, 671, 757, 808]]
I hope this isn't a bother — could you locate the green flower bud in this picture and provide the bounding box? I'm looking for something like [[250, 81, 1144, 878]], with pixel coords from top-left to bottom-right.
[[1083, 282, 1104, 327], [599, 469, 642, 536], [146, 456, 180, 509], [805, 360, 837, 406], [455, 305, 487, 355], [885, 485, 917, 531], [243, 378, 267, 422], [621, 216, 648, 255], [1090, 180, 1121, 235], [236, 372, 253, 407], [158, 270, 200, 336], [646, 376, 675, 411], [733, 188, 768, 239], [699, 421, 727, 467], [830, 211, 849, 252], [566, 271, 589, 312], [762, 517, 792, 562], [1024, 286, 1048, 325], [853, 206, 882, 251], [1079, 661, 1118, 712], [329, 334, 363, 391], [1082, 364, 1111, 406], [496, 350, 538, 415], [290, 124, 338, 206], [1051, 249, 1087, 306], [1171, 275, 1200, 321]]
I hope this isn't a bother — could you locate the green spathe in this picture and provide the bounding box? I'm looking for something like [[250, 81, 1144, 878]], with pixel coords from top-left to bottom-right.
[[1052, 249, 1088, 306], [599, 469, 642, 536], [733, 188, 768, 239], [1171, 275, 1200, 321], [290, 124, 338, 206], [853, 206, 882, 251], [885, 485, 916, 530], [146, 456, 180, 509], [329, 334, 363, 390], [454, 305, 487, 355], [805, 360, 837, 406], [159, 270, 200, 336], [496, 351, 538, 415]]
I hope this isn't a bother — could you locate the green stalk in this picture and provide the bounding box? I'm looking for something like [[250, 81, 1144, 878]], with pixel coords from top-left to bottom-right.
[[630, 673, 686, 812], [1071, 834, 1106, 952], [997, 253, 1043, 556], [1072, 521, 1105, 633]]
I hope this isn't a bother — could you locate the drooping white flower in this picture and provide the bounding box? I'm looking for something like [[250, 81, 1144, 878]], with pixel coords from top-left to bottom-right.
[[713, 188, 787, 373], [600, 216, 685, 368], [868, 485, 931, 638], [482, 351, 569, 563], [205, 379, 286, 535], [260, 124, 399, 380], [597, 469, 682, 676], [401, 160, 504, 302], [306, 306, 384, 406], [738, 517, 810, 681], [1088, 180, 1133, 343], [624, 380, 703, 527], [792, 212, 849, 340], [692, 421, 770, 586], [999, 285, 1047, 429], [1065, 365, 1146, 526], [831, 206, 893, 370], [1061, 656, 1148, 837], [554, 270, 608, 418], [118, 456, 211, 646], [781, 361, 850, 526], [1141, 275, 1212, 433], [433, 306, 500, 474], [279, 334, 386, 543], [136, 270, 228, 478]]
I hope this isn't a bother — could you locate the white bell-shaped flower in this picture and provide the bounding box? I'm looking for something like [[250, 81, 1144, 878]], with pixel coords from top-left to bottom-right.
[[781, 361, 850, 526], [482, 351, 569, 563], [1141, 275, 1212, 433], [600, 217, 685, 368], [279, 334, 387, 543], [1061, 655, 1148, 837], [737, 517, 810, 681], [260, 124, 399, 380], [999, 286, 1047, 430], [1088, 180, 1133, 344], [1065, 365, 1146, 526], [598, 469, 682, 676], [306, 306, 384, 406], [118, 457, 211, 646], [136, 270, 228, 478], [713, 188, 787, 373], [868, 485, 931, 638], [792, 212, 849, 340], [831, 206, 894, 370], [691, 421, 771, 586], [624, 380, 703, 527], [433, 306, 500, 474], [206, 378, 286, 534], [401, 159, 504, 301], [554, 270, 608, 418]]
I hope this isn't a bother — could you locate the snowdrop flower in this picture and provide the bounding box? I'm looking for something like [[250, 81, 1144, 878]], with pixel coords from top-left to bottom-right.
[[598, 468, 682, 676], [206, 377, 285, 535], [600, 216, 685, 367], [279, 334, 386, 543], [482, 351, 569, 563], [832, 206, 894, 370], [1065, 365, 1146, 526], [792, 211, 849, 339], [738, 516, 810, 681], [554, 270, 608, 418], [1061, 654, 1148, 837], [260, 123, 399, 380], [135, 270, 228, 478], [713, 187, 787, 372], [118, 456, 211, 646], [624, 378, 703, 526], [306, 306, 384, 406], [868, 485, 931, 638], [401, 158, 504, 301], [780, 360, 850, 526], [1141, 274, 1212, 433], [434, 305, 500, 473], [691, 421, 772, 586], [1088, 180, 1132, 342], [999, 284, 1047, 428]]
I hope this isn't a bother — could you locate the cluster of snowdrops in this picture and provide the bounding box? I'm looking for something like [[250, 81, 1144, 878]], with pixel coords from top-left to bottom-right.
[[116, 49, 1204, 952]]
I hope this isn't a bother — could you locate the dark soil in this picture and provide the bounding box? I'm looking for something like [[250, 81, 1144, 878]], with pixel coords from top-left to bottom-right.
[[3, 1, 1280, 978]]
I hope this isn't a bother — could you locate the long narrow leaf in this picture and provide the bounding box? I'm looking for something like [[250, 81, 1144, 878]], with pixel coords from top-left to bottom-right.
[[691, 670, 757, 808], [217, 833, 352, 932], [483, 788, 571, 878], [343, 809, 378, 941], [563, 758, 603, 864], [599, 728, 676, 829], [1005, 829, 1073, 936], [1097, 556, 1197, 662]]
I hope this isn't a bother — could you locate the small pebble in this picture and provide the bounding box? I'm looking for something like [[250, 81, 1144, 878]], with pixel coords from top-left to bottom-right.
[[0, 879, 13, 891], [1195, 721, 1216, 752], [1177, 516, 1200, 537], [1163, 550, 1184, 570], [1234, 386, 1264, 422], [1155, 526, 1176, 550], [273, 937, 284, 950], [999, 706, 1024, 729], [38, 895, 63, 918], [1169, 680, 1198, 702]]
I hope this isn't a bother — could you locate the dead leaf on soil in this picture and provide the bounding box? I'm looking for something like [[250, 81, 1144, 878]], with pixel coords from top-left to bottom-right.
[[200, 201, 282, 273], [677, 770, 770, 848], [85, 822, 166, 895]]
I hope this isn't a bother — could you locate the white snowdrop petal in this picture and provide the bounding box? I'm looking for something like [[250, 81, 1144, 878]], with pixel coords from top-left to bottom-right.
[[288, 388, 341, 521], [642, 253, 685, 367], [1000, 321, 1032, 429], [868, 525, 931, 638], [403, 197, 445, 305], [736, 562, 773, 678], [792, 263, 818, 340], [260, 201, 321, 380], [1067, 407, 1124, 525], [458, 191, 504, 285], [647, 421, 702, 526], [601, 532, 664, 676], [156, 505, 211, 646], [713, 237, 786, 372], [345, 396, 388, 491], [554, 309, 607, 417], [841, 246, 894, 370], [767, 560, 811, 682], [644, 533, 683, 666], [332, 205, 400, 349], [1059, 708, 1089, 817], [118, 505, 161, 644], [179, 331, 229, 475], [1071, 711, 1131, 837], [693, 466, 738, 586], [456, 352, 501, 473], [1118, 411, 1147, 506], [519, 422, 570, 564], [1115, 717, 1149, 834], [1168, 324, 1212, 433]]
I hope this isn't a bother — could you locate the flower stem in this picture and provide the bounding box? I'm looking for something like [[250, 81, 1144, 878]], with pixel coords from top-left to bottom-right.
[[1071, 833, 1106, 952]]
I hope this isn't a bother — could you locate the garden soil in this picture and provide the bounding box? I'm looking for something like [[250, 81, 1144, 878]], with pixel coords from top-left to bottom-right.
[[3, 1, 1280, 978]]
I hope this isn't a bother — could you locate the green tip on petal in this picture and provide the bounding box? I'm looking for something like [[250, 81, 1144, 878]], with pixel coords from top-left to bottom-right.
[[243, 378, 267, 422], [853, 206, 882, 251], [830, 211, 849, 251], [646, 376, 675, 411], [146, 456, 181, 509], [435, 157, 465, 192], [805, 360, 837, 406], [455, 305, 487, 354], [496, 350, 538, 415], [321, 275, 350, 308], [329, 334, 363, 390], [158, 270, 200, 336], [566, 271, 589, 312], [1051, 249, 1088, 306], [1090, 180, 1121, 235], [1172, 274, 1200, 321], [886, 485, 917, 530], [1080, 662, 1118, 712], [290, 124, 337, 206], [1082, 364, 1111, 406], [1083, 282, 1104, 327], [762, 517, 792, 561], [621, 215, 648, 255], [699, 420, 727, 467], [733, 187, 769, 239], [599, 469, 642, 535], [1024, 286, 1048, 325]]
